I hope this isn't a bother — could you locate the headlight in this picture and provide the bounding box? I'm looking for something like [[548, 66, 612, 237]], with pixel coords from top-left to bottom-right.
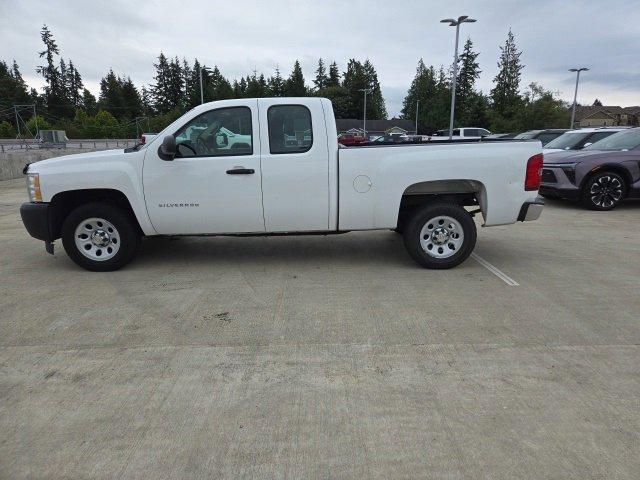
[[26, 173, 42, 202]]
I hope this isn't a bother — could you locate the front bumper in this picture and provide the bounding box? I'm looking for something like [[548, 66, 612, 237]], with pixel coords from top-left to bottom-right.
[[517, 198, 544, 222], [20, 202, 54, 242], [540, 165, 580, 200]]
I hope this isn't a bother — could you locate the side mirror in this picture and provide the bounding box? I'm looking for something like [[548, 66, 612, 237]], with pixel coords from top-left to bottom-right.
[[158, 135, 176, 161]]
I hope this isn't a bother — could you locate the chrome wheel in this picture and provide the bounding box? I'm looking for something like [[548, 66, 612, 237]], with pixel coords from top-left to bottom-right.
[[74, 217, 121, 261], [590, 175, 623, 208], [419, 215, 464, 259]]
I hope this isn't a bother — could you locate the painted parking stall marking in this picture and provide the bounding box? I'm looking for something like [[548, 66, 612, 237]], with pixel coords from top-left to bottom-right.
[[471, 253, 519, 286]]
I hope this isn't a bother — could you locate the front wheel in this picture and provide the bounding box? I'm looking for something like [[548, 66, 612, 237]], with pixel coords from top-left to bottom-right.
[[61, 202, 141, 271], [581, 171, 626, 210], [403, 203, 477, 269]]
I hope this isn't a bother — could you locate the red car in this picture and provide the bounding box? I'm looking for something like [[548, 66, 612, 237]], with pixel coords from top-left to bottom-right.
[[337, 133, 366, 146]]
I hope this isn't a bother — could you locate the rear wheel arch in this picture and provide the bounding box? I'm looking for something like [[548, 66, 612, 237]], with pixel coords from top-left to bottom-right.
[[49, 189, 143, 240], [396, 179, 485, 231]]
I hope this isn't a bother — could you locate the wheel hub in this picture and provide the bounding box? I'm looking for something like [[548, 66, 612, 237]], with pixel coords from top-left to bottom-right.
[[431, 227, 450, 245], [91, 229, 111, 247]]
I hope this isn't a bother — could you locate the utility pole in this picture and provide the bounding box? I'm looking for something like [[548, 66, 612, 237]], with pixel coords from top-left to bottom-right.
[[441, 15, 477, 140], [569, 67, 589, 129], [359, 88, 371, 138]]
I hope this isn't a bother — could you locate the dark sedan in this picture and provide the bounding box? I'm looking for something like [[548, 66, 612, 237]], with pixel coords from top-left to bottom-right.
[[514, 129, 570, 146], [540, 128, 640, 210]]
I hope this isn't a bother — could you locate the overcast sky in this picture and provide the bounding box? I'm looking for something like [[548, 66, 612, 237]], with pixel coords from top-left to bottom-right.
[[2, 0, 639, 117]]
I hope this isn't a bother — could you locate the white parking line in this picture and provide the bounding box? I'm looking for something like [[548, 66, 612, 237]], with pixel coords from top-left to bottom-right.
[[471, 253, 519, 286]]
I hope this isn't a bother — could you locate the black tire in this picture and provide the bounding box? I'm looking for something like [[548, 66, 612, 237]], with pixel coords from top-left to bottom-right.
[[580, 171, 627, 211], [402, 203, 477, 269], [61, 202, 141, 271]]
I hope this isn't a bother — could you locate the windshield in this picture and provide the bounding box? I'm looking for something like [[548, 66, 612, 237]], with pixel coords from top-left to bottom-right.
[[584, 128, 640, 151], [514, 131, 539, 140], [544, 132, 590, 150]]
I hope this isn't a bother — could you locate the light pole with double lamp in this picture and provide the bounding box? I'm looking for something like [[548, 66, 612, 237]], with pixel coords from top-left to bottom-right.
[[440, 15, 477, 139], [569, 67, 589, 128]]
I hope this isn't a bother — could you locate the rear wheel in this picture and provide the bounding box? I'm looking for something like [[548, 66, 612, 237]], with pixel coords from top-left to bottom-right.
[[581, 171, 626, 210], [403, 203, 477, 269], [61, 202, 141, 271]]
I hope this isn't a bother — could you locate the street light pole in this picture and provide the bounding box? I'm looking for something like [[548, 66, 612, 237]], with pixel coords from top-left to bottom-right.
[[359, 88, 371, 138], [199, 65, 212, 105], [441, 15, 476, 140], [569, 67, 589, 129], [415, 100, 419, 135]]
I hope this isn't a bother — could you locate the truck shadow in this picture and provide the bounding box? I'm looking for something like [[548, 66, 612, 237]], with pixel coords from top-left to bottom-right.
[[134, 231, 418, 269]]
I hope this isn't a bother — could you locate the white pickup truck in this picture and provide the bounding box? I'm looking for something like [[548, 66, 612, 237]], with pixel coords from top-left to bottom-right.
[[21, 97, 544, 271]]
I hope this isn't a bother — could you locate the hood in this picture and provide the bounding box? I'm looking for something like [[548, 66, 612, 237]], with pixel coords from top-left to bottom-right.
[[29, 148, 127, 172], [543, 149, 608, 165]]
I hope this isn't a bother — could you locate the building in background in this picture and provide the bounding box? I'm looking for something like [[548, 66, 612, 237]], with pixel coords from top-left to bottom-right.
[[574, 106, 640, 127], [336, 118, 415, 139]]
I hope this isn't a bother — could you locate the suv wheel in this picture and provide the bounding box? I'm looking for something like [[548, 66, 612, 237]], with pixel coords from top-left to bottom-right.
[[61, 202, 141, 271], [403, 203, 477, 269], [581, 171, 626, 210]]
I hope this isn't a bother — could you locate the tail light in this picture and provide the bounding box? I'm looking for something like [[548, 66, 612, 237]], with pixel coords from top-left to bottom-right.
[[525, 153, 543, 191]]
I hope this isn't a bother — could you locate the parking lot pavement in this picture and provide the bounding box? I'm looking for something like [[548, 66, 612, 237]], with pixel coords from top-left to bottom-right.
[[1, 177, 639, 479]]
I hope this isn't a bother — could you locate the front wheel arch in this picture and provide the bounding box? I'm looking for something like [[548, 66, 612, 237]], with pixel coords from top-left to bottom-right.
[[49, 189, 143, 240]]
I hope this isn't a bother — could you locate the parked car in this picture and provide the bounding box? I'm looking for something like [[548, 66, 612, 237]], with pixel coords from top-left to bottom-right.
[[514, 129, 569, 146], [337, 133, 365, 146], [140, 133, 157, 145], [540, 128, 640, 210], [434, 127, 491, 138], [21, 97, 543, 271], [543, 127, 628, 154], [486, 133, 517, 139]]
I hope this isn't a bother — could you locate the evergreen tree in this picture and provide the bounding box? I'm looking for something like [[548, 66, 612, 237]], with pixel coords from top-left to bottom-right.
[[362, 59, 387, 119], [152, 53, 173, 114], [285, 60, 307, 96], [0, 60, 31, 110], [185, 59, 201, 108], [98, 70, 124, 118], [246, 71, 268, 97], [167, 56, 185, 109], [456, 38, 481, 126], [36, 24, 65, 118], [267, 66, 286, 96], [206, 66, 234, 100], [67, 60, 84, 108], [327, 61, 340, 87], [593, 98, 603, 106], [341, 59, 368, 119], [313, 58, 329, 91], [140, 86, 153, 115], [120, 77, 142, 119], [490, 30, 524, 129], [82, 88, 97, 115]]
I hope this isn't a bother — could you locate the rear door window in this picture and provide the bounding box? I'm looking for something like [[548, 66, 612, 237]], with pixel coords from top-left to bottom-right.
[[267, 105, 313, 154]]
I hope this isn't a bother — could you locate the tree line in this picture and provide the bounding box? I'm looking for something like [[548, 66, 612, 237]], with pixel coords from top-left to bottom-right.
[[402, 31, 570, 133], [1, 24, 573, 138]]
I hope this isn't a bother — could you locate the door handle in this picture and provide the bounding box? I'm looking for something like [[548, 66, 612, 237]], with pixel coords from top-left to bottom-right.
[[226, 167, 255, 175]]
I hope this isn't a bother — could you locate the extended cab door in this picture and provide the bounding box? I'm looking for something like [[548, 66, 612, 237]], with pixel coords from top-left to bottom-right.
[[143, 101, 265, 234], [258, 98, 330, 231]]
